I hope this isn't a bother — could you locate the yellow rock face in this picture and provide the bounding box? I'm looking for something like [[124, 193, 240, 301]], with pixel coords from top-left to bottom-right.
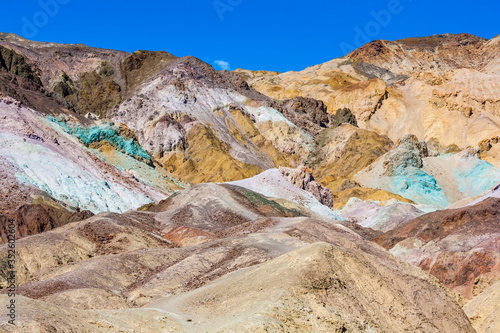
[[160, 123, 265, 184], [327, 79, 387, 122], [332, 187, 414, 210], [308, 124, 413, 208], [227, 107, 291, 167], [368, 70, 500, 149], [158, 106, 300, 185], [311, 124, 391, 189], [235, 59, 363, 113]]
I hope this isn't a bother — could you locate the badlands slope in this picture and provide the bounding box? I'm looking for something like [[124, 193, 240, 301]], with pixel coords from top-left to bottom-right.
[[0, 32, 499, 332], [0, 184, 475, 332], [0, 95, 183, 214]]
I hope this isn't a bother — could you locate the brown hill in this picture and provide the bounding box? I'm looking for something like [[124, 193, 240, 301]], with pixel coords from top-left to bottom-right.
[[374, 197, 500, 299]]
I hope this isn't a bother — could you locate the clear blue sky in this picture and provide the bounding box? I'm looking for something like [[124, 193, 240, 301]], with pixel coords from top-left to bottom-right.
[[2, 0, 499, 72]]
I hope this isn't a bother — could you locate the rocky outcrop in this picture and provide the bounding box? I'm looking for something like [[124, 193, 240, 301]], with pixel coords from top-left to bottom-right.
[[479, 136, 500, 168], [120, 50, 178, 93], [0, 73, 85, 120], [331, 107, 358, 128], [383, 134, 429, 175], [270, 97, 334, 134], [0, 46, 41, 85], [280, 166, 333, 207], [0, 204, 93, 243], [76, 64, 122, 118], [311, 124, 394, 193], [347, 33, 488, 75]]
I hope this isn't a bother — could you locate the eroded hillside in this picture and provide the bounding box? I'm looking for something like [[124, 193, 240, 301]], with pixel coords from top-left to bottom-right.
[[0, 32, 499, 332]]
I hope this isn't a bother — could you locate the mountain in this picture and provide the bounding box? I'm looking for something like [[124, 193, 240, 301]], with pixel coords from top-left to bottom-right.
[[236, 34, 500, 162], [0, 31, 499, 332]]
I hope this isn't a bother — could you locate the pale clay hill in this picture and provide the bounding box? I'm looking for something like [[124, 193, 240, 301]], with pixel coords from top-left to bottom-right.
[[0, 32, 499, 332]]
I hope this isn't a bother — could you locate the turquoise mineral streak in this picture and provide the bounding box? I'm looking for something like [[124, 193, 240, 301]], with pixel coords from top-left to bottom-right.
[[47, 116, 151, 162]]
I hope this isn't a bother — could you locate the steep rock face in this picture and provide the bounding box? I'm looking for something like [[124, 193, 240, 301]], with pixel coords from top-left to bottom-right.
[[0, 204, 93, 243], [279, 166, 333, 207], [460, 183, 500, 208], [0, 34, 183, 118], [305, 124, 415, 209], [270, 96, 334, 134], [238, 34, 500, 166], [374, 197, 500, 299], [0, 72, 85, 119], [158, 123, 267, 183], [120, 50, 178, 93], [479, 136, 500, 168], [383, 134, 429, 175], [75, 64, 123, 117], [329, 78, 388, 123], [0, 45, 41, 85], [311, 124, 395, 195], [367, 70, 500, 151], [0, 34, 129, 115], [1, 184, 305, 294]]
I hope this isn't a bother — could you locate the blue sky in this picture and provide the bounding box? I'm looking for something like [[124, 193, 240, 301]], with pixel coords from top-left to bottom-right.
[[3, 0, 499, 72]]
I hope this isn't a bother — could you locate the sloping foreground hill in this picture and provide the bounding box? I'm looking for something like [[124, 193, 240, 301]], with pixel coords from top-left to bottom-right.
[[0, 184, 474, 332]]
